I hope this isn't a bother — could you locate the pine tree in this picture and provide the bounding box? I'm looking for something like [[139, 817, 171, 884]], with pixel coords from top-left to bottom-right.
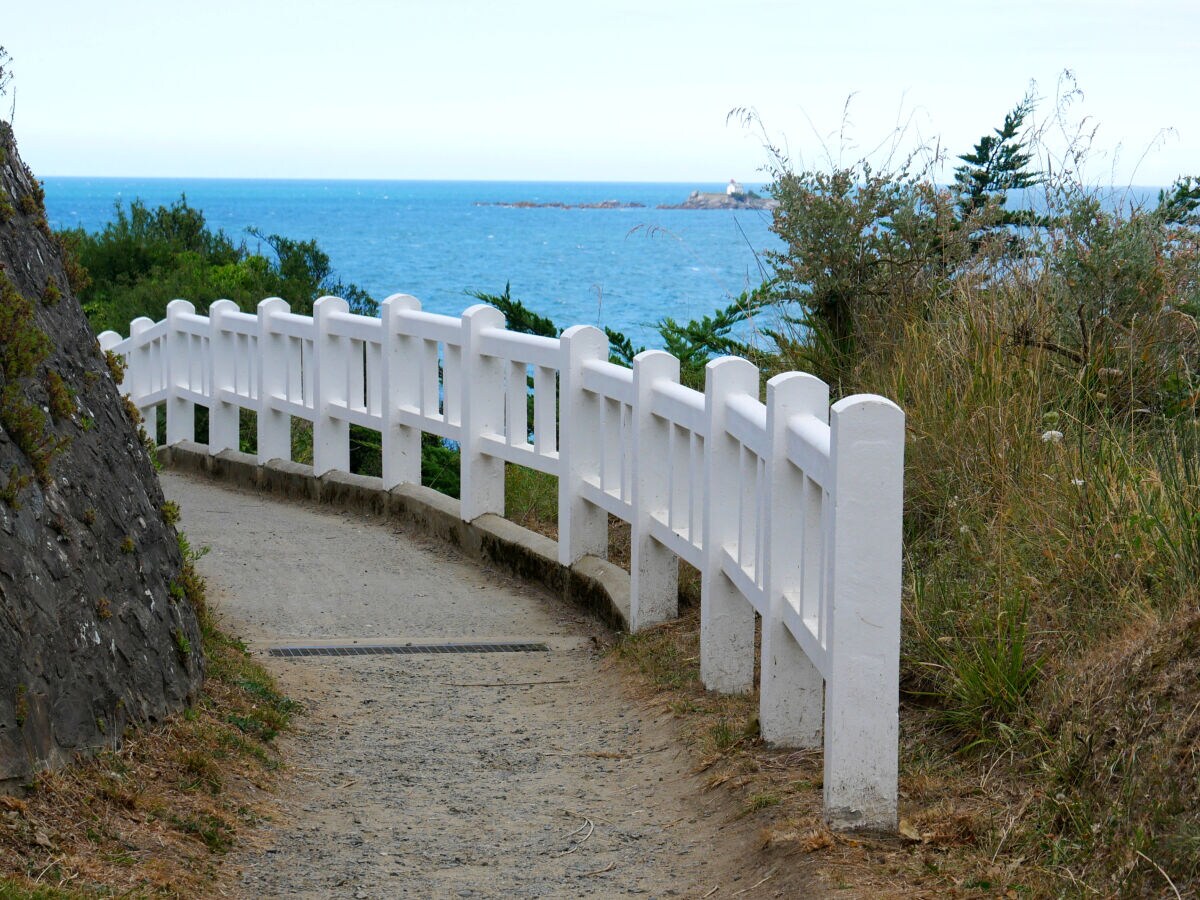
[[953, 95, 1042, 227]]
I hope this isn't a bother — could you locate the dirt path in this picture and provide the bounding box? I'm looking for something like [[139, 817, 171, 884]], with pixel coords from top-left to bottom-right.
[[163, 471, 812, 899]]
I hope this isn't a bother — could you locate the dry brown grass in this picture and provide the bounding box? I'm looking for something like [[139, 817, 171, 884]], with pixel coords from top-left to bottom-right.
[[0, 559, 295, 899], [605, 607, 1041, 896]]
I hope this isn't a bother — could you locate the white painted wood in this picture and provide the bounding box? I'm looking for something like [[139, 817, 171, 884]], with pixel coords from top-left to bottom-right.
[[557, 325, 610, 566], [106, 294, 905, 833], [460, 304, 507, 520], [700, 357, 759, 694], [165, 300, 196, 445], [256, 298, 291, 463], [312, 296, 350, 477], [207, 299, 240, 454], [380, 294, 422, 489], [630, 351, 680, 631], [822, 395, 904, 831], [760, 372, 827, 749]]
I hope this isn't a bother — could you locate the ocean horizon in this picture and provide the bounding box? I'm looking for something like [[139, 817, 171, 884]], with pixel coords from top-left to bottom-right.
[[42, 177, 780, 350]]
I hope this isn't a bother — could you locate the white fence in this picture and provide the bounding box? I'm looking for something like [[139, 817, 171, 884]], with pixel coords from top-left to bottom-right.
[[99, 294, 904, 829]]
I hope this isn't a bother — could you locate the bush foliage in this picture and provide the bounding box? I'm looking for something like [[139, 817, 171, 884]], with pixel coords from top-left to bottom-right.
[[754, 97, 1200, 893], [62, 196, 376, 334]]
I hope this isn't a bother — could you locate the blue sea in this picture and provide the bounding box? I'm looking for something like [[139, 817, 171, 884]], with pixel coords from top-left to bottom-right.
[[42, 179, 780, 349]]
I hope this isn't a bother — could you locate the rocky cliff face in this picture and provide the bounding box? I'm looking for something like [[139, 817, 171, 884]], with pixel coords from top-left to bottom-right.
[[0, 122, 203, 789]]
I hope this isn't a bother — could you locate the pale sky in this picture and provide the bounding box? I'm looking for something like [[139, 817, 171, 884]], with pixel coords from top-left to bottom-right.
[[3, 0, 1198, 184]]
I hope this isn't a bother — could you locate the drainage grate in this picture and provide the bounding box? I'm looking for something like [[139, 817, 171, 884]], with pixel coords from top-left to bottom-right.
[[268, 642, 549, 658]]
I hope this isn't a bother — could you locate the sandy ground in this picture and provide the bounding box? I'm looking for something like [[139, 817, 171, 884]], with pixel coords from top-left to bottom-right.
[[163, 471, 821, 899]]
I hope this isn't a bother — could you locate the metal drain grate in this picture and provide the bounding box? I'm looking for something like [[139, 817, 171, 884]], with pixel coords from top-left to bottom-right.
[[268, 642, 549, 658]]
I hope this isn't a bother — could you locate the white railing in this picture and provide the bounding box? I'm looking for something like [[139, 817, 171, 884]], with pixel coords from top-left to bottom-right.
[[99, 294, 904, 830]]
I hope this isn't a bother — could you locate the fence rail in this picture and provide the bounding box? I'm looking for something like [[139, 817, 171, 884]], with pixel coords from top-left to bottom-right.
[[99, 294, 904, 830]]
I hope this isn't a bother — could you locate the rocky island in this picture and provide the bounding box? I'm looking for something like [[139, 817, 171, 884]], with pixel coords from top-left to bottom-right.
[[657, 190, 778, 211]]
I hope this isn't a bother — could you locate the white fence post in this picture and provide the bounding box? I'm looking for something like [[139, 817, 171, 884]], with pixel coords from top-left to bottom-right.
[[380, 293, 423, 489], [460, 304, 507, 520], [97, 331, 123, 360], [823, 395, 905, 830], [257, 298, 291, 464], [700, 356, 759, 693], [630, 350, 679, 631], [127, 317, 155, 424], [312, 296, 350, 477], [557, 325, 609, 566], [760, 372, 828, 746], [207, 299, 240, 454], [165, 299, 195, 445]]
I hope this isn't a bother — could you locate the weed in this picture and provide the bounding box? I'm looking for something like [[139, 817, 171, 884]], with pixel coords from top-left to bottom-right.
[[505, 464, 558, 537], [172, 629, 192, 660], [14, 685, 27, 727], [81, 507, 96, 526], [119, 535, 134, 554], [44, 370, 72, 420], [53, 232, 91, 295], [177, 750, 222, 795], [40, 276, 60, 306], [0, 466, 30, 509], [103, 349, 125, 385], [0, 273, 67, 484], [167, 813, 232, 852], [161, 499, 181, 526], [745, 792, 782, 812]]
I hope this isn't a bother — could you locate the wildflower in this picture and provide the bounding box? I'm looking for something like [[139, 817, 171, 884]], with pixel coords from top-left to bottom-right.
[[1041, 430, 1064, 444], [1070, 478, 1085, 487]]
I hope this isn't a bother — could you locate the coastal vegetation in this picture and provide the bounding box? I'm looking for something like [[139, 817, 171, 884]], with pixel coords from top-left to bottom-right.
[[46, 88, 1200, 894], [473, 98, 1200, 894]]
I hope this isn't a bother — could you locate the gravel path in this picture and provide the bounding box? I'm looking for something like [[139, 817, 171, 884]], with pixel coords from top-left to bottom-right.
[[163, 471, 808, 898]]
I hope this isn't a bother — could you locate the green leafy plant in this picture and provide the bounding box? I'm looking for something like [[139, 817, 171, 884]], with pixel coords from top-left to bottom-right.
[[40, 276, 61, 306]]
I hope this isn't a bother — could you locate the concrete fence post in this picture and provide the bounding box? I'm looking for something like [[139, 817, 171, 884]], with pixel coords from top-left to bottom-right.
[[459, 304, 507, 521], [312, 296, 350, 477], [700, 356, 759, 693], [760, 372, 828, 746], [629, 350, 680, 631], [165, 299, 195, 446], [557, 325, 609, 566], [207, 299, 240, 454], [823, 395, 905, 830], [127, 317, 155, 423], [380, 294, 423, 489], [256, 298, 291, 464]]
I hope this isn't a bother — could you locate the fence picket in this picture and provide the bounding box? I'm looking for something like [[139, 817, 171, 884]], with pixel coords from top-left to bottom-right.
[[699, 356, 759, 694], [312, 296, 350, 476], [165, 300, 196, 445], [630, 351, 681, 630]]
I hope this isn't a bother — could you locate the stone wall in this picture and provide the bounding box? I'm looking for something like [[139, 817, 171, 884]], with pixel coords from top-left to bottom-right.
[[0, 122, 203, 789]]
